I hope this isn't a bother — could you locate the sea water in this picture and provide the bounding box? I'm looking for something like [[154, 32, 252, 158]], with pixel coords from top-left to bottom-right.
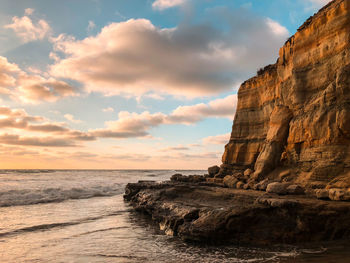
[[0, 170, 348, 263]]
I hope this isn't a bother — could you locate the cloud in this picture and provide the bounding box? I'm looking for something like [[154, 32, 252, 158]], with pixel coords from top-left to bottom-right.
[[0, 106, 72, 132], [152, 0, 186, 10], [159, 151, 220, 160], [90, 94, 236, 138], [4, 11, 51, 42], [103, 153, 151, 162], [168, 94, 237, 124], [64, 114, 83, 124], [102, 107, 114, 113], [87, 20, 96, 33], [69, 151, 98, 159], [0, 106, 94, 143], [0, 56, 20, 88], [304, 0, 330, 11], [91, 111, 166, 138], [0, 106, 44, 122], [50, 13, 288, 98], [0, 134, 77, 147], [24, 8, 35, 15], [308, 0, 330, 7], [0, 56, 76, 103], [203, 133, 230, 145], [266, 18, 289, 36], [27, 123, 69, 133], [160, 145, 190, 151]]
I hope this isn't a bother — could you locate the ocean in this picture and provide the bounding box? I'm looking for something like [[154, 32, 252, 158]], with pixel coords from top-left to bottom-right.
[[0, 169, 349, 263]]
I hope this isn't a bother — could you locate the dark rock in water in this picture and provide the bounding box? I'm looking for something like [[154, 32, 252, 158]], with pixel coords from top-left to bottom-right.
[[208, 166, 220, 177], [124, 181, 350, 245], [170, 174, 185, 181], [124, 181, 157, 201]]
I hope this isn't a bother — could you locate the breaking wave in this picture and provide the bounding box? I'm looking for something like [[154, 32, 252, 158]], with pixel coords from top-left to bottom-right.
[[0, 184, 124, 207]]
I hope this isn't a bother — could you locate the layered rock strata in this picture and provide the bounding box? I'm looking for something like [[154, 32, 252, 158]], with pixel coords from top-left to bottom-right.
[[220, 0, 350, 191], [124, 180, 350, 245]]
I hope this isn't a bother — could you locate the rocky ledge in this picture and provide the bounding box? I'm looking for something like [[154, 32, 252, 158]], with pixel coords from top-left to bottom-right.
[[124, 175, 350, 245]]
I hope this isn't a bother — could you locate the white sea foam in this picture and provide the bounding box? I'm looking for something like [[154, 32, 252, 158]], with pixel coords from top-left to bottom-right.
[[0, 185, 124, 207]]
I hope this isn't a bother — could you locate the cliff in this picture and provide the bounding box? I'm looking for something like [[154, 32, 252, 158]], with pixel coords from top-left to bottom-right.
[[220, 0, 350, 192], [124, 1, 350, 246]]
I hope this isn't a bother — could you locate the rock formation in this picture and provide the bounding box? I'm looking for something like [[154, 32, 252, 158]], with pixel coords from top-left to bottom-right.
[[124, 1, 350, 246], [220, 0, 350, 192], [125, 180, 350, 245]]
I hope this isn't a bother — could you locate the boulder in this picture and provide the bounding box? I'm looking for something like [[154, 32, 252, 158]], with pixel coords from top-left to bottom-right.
[[266, 182, 290, 195], [207, 165, 220, 177], [223, 175, 238, 188], [243, 169, 253, 177], [328, 188, 350, 201], [315, 189, 330, 200], [255, 179, 270, 191], [236, 181, 245, 189]]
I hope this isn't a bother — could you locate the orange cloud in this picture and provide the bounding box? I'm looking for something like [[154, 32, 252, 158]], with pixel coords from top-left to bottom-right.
[[90, 94, 237, 138], [0, 56, 76, 103], [0, 134, 77, 147]]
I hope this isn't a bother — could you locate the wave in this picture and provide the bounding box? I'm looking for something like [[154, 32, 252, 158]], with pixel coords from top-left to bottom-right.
[[0, 169, 56, 175], [0, 212, 127, 237], [0, 184, 124, 207]]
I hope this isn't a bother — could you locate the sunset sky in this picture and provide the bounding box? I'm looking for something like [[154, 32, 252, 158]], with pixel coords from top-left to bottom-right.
[[0, 0, 329, 169]]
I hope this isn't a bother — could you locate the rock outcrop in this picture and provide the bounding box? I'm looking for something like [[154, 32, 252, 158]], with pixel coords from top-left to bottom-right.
[[220, 0, 350, 192], [125, 180, 350, 245]]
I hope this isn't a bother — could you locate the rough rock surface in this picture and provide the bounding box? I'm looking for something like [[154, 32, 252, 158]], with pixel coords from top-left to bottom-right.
[[125, 180, 350, 245], [221, 0, 350, 192]]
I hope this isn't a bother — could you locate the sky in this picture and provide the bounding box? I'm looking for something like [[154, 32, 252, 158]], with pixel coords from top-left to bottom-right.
[[0, 0, 330, 169]]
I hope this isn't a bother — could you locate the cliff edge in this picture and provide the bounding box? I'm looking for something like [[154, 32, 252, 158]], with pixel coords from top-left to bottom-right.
[[217, 0, 350, 196], [124, 0, 350, 245]]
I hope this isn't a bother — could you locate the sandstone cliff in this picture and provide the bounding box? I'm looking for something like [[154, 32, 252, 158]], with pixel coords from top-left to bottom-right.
[[124, 1, 350, 246], [220, 0, 350, 191]]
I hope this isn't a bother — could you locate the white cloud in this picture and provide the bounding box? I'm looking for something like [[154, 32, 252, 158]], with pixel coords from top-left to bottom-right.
[[64, 114, 83, 124], [308, 0, 330, 7], [87, 20, 96, 33], [24, 8, 35, 15], [50, 13, 288, 98], [4, 12, 51, 42], [152, 0, 186, 10], [102, 107, 114, 113], [266, 18, 289, 37], [203, 133, 230, 145]]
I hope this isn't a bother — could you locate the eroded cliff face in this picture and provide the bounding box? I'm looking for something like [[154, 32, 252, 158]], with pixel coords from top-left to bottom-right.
[[221, 0, 350, 189]]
